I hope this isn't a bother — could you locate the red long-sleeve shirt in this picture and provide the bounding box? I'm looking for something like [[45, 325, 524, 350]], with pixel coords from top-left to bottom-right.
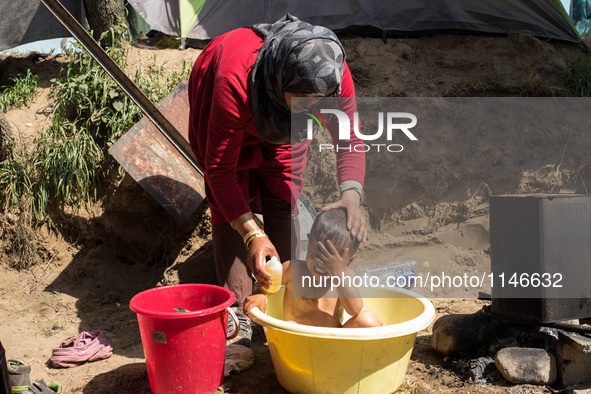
[[188, 27, 365, 225]]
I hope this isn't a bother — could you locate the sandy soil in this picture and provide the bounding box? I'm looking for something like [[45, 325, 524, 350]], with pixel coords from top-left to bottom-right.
[[1, 33, 590, 393]]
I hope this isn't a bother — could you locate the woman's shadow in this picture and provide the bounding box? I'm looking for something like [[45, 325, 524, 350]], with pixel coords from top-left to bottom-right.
[[83, 363, 152, 394]]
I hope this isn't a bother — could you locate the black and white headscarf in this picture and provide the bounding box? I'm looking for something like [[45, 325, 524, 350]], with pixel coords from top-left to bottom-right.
[[250, 14, 345, 144]]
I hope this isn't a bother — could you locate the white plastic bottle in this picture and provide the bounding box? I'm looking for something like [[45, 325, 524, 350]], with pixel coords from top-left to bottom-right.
[[265, 256, 283, 293]]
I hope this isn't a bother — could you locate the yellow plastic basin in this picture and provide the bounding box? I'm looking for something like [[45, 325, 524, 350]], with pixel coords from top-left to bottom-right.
[[250, 286, 435, 394]]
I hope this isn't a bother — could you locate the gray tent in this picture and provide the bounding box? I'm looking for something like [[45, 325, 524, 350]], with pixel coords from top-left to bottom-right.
[[1, 0, 585, 52], [127, 0, 583, 46]]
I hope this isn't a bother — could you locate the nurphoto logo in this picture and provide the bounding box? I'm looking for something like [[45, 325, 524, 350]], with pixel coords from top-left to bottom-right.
[[306, 109, 418, 153]]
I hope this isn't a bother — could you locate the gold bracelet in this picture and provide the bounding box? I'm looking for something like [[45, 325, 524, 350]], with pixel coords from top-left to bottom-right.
[[243, 229, 262, 244], [245, 233, 267, 248], [243, 229, 266, 246], [245, 231, 267, 248]]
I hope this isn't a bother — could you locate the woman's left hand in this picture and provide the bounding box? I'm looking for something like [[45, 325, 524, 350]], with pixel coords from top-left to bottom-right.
[[321, 189, 368, 242]]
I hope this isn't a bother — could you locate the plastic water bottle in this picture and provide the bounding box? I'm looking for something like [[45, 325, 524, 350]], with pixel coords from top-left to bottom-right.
[[355, 260, 418, 289], [392, 268, 416, 289], [265, 256, 283, 293]]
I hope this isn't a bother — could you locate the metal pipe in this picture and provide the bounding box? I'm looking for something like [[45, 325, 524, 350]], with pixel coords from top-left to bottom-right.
[[38, 0, 203, 177]]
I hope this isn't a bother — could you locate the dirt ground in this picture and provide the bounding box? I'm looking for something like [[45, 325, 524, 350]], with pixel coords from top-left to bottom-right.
[[1, 32, 590, 393]]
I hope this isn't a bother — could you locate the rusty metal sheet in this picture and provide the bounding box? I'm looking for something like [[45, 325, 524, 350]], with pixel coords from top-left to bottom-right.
[[109, 81, 205, 224]]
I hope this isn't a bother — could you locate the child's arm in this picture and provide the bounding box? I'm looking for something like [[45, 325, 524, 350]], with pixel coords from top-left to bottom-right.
[[336, 273, 364, 316], [335, 270, 364, 316], [244, 260, 291, 315], [315, 240, 364, 316]]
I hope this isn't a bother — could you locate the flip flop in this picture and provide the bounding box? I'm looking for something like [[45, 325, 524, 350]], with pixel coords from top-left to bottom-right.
[[28, 379, 62, 394], [8, 359, 30, 393], [50, 331, 113, 368]]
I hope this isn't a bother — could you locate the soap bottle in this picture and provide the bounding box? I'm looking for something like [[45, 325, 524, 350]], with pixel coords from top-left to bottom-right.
[[265, 256, 282, 293]]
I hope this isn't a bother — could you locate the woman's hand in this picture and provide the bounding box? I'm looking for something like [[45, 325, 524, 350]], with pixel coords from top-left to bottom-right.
[[321, 189, 368, 242], [231, 212, 277, 289], [246, 236, 277, 289]]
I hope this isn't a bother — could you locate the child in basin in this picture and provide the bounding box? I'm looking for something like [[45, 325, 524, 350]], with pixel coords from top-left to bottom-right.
[[244, 208, 383, 328]]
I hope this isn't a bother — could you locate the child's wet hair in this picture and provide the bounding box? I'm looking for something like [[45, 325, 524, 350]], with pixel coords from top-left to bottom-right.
[[309, 208, 360, 258]]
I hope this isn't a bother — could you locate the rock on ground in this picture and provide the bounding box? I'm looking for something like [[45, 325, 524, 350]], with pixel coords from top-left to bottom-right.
[[431, 310, 499, 357], [557, 330, 591, 387], [494, 347, 556, 385]]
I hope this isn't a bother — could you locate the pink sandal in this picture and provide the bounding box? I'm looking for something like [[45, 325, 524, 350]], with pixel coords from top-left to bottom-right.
[[50, 331, 113, 368]]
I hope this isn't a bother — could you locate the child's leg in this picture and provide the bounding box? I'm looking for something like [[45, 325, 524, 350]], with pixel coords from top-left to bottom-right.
[[289, 311, 342, 327], [342, 311, 383, 328]]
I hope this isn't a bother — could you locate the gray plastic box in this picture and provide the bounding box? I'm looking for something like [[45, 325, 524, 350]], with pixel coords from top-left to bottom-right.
[[489, 194, 591, 323]]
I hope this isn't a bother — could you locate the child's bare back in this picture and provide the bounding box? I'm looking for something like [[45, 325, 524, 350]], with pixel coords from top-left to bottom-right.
[[244, 209, 383, 329]]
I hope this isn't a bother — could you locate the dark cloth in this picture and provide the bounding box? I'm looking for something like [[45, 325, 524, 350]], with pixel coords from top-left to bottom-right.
[[212, 183, 299, 307], [251, 14, 345, 144], [125, 1, 151, 45], [1, 0, 88, 52], [0, 341, 10, 394]]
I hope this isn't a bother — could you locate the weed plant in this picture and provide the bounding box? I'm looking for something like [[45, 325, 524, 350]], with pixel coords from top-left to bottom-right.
[[561, 54, 591, 97], [0, 19, 190, 226], [0, 69, 39, 111]]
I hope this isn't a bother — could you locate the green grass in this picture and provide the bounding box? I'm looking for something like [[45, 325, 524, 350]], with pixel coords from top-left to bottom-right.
[[0, 69, 39, 111], [561, 54, 591, 97], [0, 19, 191, 225]]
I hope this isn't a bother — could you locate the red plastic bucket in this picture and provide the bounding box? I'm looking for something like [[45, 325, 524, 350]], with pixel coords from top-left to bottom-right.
[[130, 284, 238, 394]]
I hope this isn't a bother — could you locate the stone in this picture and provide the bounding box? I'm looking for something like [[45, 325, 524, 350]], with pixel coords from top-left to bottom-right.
[[431, 310, 500, 357], [557, 330, 591, 387], [565, 383, 591, 394], [494, 347, 556, 385], [562, 319, 582, 325]]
